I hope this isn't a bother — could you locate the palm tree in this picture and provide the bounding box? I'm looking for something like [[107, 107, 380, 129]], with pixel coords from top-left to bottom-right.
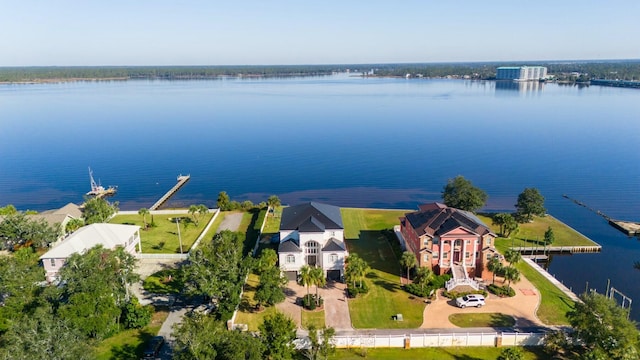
[[310, 266, 326, 306], [414, 266, 433, 292], [400, 251, 417, 281], [267, 195, 281, 216], [504, 249, 522, 266], [188, 205, 199, 225], [299, 265, 312, 296], [345, 254, 369, 288], [487, 256, 503, 285], [138, 208, 149, 229], [503, 266, 521, 292]]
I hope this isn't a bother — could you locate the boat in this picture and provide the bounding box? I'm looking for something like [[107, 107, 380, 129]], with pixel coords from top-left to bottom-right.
[[86, 167, 117, 198]]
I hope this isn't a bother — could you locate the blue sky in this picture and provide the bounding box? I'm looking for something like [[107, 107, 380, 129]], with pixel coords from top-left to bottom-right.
[[1, 0, 638, 66]]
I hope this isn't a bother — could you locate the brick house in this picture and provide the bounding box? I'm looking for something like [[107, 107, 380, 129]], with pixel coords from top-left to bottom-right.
[[400, 203, 498, 288]]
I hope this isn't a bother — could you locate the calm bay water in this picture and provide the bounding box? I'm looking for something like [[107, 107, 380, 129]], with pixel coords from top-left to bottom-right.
[[1, 75, 639, 319]]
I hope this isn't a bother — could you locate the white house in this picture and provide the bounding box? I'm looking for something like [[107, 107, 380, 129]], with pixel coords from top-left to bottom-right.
[[278, 202, 348, 281], [39, 223, 141, 282]]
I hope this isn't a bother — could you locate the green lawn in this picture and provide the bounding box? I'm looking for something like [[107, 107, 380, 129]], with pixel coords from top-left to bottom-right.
[[476, 214, 578, 325], [477, 214, 597, 248], [302, 309, 325, 329], [94, 307, 169, 360], [331, 346, 547, 360], [341, 208, 425, 329], [142, 268, 183, 294], [234, 273, 278, 331], [110, 212, 214, 253], [448, 313, 515, 328], [263, 206, 283, 233], [201, 210, 226, 241]]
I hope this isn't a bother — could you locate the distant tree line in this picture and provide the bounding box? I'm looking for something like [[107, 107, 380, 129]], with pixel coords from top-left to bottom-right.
[[2, 60, 638, 82]]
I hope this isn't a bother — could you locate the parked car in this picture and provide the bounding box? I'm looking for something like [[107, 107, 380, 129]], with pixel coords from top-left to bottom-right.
[[143, 336, 165, 359], [455, 294, 485, 308]]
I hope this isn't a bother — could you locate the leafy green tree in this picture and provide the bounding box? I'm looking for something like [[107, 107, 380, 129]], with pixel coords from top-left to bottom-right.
[[567, 292, 640, 359], [121, 297, 152, 329], [544, 226, 555, 246], [257, 248, 278, 274], [502, 266, 520, 292], [138, 208, 149, 229], [0, 204, 17, 215], [0, 307, 94, 360], [414, 266, 433, 292], [65, 217, 84, 233], [216, 327, 266, 360], [259, 312, 296, 360], [441, 175, 488, 212], [310, 266, 326, 306], [267, 195, 281, 215], [515, 188, 546, 222], [182, 230, 246, 320], [217, 191, 231, 210], [487, 256, 503, 285], [0, 212, 61, 250], [304, 325, 336, 360], [82, 197, 118, 224], [498, 347, 524, 360], [492, 213, 518, 237], [173, 313, 222, 360], [543, 330, 571, 358], [188, 204, 208, 225], [400, 251, 417, 281], [254, 266, 287, 308], [57, 245, 138, 339]]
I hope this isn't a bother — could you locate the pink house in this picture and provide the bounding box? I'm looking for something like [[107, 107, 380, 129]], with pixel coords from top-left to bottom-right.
[[39, 223, 141, 282], [400, 203, 498, 290]]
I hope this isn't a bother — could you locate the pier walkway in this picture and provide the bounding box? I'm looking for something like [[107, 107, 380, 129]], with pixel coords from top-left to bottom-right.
[[150, 175, 191, 211]]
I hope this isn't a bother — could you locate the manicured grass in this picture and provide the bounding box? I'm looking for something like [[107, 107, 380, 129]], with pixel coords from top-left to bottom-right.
[[477, 214, 597, 248], [475, 214, 582, 325], [448, 313, 515, 328], [234, 273, 278, 331], [302, 309, 325, 329], [94, 307, 169, 360], [341, 208, 424, 329], [240, 209, 262, 255], [110, 212, 213, 253], [263, 206, 283, 233], [142, 268, 183, 294], [201, 210, 226, 241], [331, 346, 547, 360]]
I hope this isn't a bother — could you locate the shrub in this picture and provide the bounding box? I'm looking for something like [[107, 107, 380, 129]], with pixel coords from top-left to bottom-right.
[[121, 298, 153, 329], [347, 283, 369, 298], [488, 284, 516, 297], [404, 283, 430, 297], [443, 289, 488, 300], [302, 294, 323, 310], [430, 274, 451, 289]]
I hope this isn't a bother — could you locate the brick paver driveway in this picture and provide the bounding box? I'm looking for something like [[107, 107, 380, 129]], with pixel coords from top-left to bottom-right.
[[421, 275, 543, 328]]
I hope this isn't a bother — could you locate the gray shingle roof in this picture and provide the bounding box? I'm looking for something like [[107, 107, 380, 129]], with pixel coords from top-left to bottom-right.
[[405, 203, 491, 237], [321, 237, 346, 252], [280, 202, 343, 231], [278, 239, 302, 253]]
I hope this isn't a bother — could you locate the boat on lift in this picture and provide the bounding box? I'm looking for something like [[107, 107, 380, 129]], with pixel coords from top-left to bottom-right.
[[86, 167, 117, 198]]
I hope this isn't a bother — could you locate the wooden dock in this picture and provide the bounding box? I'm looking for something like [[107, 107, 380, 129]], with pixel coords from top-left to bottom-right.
[[512, 245, 602, 255], [150, 175, 191, 211], [609, 220, 640, 236]]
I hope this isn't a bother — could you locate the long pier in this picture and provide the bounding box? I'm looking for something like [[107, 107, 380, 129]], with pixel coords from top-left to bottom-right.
[[150, 175, 191, 211], [512, 245, 602, 255], [563, 194, 640, 237]]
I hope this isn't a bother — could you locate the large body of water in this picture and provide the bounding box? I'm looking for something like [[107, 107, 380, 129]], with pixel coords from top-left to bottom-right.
[[1, 75, 639, 320]]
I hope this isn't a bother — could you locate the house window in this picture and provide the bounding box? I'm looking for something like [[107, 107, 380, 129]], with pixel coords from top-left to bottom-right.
[[330, 254, 338, 262], [486, 254, 492, 260], [286, 255, 295, 264], [433, 252, 439, 258], [50, 259, 55, 267], [305, 241, 319, 254], [331, 231, 335, 237], [433, 238, 439, 244], [465, 252, 470, 259], [487, 238, 492, 245], [423, 238, 429, 246], [443, 252, 448, 259], [423, 254, 429, 262]]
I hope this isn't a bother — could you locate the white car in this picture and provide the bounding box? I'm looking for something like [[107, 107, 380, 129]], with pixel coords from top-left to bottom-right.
[[455, 294, 485, 308]]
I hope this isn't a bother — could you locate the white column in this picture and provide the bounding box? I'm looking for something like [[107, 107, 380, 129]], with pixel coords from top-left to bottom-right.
[[438, 239, 443, 268], [472, 238, 477, 267]]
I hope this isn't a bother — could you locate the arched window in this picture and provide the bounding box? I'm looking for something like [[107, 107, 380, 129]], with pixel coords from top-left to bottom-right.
[[305, 241, 319, 254]]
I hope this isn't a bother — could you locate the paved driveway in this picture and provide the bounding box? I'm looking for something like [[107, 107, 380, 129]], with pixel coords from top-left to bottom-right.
[[217, 212, 243, 232], [421, 275, 543, 328], [277, 280, 353, 331]]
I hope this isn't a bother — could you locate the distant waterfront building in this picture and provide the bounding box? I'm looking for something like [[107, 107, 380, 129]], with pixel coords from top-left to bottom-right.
[[496, 66, 548, 81]]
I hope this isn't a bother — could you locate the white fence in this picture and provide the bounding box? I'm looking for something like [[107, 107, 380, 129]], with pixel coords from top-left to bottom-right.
[[331, 332, 544, 348]]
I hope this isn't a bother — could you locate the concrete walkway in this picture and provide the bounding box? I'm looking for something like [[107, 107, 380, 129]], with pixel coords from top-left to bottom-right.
[[523, 258, 580, 302], [217, 212, 243, 232], [421, 274, 543, 329]]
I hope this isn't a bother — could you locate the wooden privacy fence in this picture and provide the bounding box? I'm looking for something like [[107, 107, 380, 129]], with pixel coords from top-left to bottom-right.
[[330, 332, 545, 348]]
